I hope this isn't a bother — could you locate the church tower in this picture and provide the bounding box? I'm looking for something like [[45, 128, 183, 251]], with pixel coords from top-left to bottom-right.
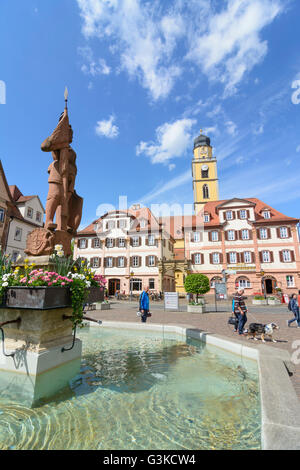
[[192, 131, 219, 213]]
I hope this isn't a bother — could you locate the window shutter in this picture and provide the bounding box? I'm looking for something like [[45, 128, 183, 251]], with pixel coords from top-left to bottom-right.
[[259, 252, 263, 263], [236, 253, 241, 263], [155, 239, 159, 247], [98, 258, 101, 267], [155, 256, 158, 267], [201, 253, 204, 264], [225, 231, 228, 241], [270, 251, 274, 263], [130, 238, 133, 247], [237, 211, 240, 219], [105, 238, 108, 248], [256, 229, 261, 240], [145, 237, 148, 246], [279, 251, 283, 263], [288, 227, 292, 238], [219, 253, 223, 264], [291, 251, 295, 262], [191, 254, 195, 264], [267, 228, 271, 239], [208, 232, 212, 242], [90, 257, 94, 266], [112, 239, 115, 248], [209, 253, 213, 264], [246, 210, 250, 219], [146, 256, 149, 267], [248, 230, 253, 240], [117, 221, 120, 228], [91, 239, 94, 249], [276, 228, 280, 238], [251, 252, 255, 263], [139, 256, 142, 267], [227, 253, 230, 264], [232, 211, 236, 219], [139, 237, 142, 247]]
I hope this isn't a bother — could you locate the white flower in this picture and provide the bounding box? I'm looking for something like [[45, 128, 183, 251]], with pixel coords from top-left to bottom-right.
[[55, 244, 63, 251], [2, 282, 8, 287], [57, 251, 64, 258]]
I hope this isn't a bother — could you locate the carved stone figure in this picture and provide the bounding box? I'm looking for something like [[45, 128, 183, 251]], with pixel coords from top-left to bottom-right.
[[25, 90, 83, 257]]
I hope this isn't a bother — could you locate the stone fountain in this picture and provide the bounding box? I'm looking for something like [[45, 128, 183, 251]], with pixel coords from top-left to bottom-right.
[[0, 91, 89, 406]]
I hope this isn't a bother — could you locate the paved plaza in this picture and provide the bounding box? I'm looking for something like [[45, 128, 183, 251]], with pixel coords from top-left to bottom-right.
[[88, 300, 300, 400]]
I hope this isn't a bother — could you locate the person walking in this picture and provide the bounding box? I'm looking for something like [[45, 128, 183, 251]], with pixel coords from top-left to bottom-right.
[[231, 291, 239, 332], [140, 286, 150, 323], [233, 289, 248, 335], [287, 294, 300, 328]]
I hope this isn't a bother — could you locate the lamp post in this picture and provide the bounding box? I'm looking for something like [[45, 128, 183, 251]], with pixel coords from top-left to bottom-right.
[[130, 271, 134, 302]]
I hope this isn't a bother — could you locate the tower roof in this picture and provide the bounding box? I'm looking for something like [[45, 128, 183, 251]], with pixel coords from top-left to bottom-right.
[[194, 132, 210, 149]]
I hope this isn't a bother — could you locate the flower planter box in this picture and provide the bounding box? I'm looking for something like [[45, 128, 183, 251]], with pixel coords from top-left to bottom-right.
[[267, 299, 280, 305], [95, 302, 111, 310], [3, 286, 72, 310], [1, 286, 104, 310], [86, 287, 104, 304], [252, 299, 267, 305], [187, 304, 206, 314]]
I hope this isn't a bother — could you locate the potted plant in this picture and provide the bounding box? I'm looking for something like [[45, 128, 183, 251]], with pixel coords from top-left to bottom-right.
[[0, 247, 107, 328], [184, 274, 210, 313], [252, 293, 267, 305]]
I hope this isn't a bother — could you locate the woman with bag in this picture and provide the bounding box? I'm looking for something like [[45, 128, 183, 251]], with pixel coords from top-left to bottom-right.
[[140, 286, 151, 323]]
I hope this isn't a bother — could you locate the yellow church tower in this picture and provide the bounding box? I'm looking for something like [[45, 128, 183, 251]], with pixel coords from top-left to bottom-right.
[[192, 131, 219, 212]]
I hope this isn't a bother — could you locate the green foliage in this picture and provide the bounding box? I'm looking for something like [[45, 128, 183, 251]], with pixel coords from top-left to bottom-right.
[[184, 274, 210, 296]]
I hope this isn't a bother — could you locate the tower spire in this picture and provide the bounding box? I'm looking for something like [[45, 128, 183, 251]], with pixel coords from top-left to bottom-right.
[[64, 87, 68, 111]]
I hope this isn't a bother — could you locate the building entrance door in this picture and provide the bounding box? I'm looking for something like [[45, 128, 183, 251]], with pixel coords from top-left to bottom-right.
[[109, 279, 120, 296], [265, 279, 274, 294]]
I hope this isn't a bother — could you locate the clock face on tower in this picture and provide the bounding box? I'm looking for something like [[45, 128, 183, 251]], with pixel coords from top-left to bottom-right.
[[200, 146, 208, 155]]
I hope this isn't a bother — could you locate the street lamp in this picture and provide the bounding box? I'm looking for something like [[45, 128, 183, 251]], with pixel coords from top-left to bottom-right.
[[130, 271, 134, 302]]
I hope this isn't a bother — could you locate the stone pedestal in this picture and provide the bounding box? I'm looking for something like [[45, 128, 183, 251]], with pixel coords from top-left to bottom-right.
[[0, 306, 82, 406], [14, 255, 56, 272]]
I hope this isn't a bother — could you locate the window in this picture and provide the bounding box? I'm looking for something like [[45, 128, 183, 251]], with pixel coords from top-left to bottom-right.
[[36, 211, 42, 222], [79, 239, 87, 249], [229, 252, 237, 264], [118, 238, 125, 248], [212, 253, 220, 264], [27, 207, 33, 219], [260, 228, 268, 239], [0, 208, 5, 223], [203, 184, 209, 199], [287, 275, 295, 288], [92, 258, 100, 268], [107, 220, 115, 230], [193, 232, 201, 242], [194, 253, 202, 265], [279, 227, 288, 238], [14, 227, 22, 242], [226, 211, 233, 220], [263, 211, 271, 219], [118, 257, 125, 268], [204, 213, 210, 223], [148, 234, 155, 246], [106, 257, 113, 268], [238, 278, 251, 289], [93, 238, 101, 248], [262, 251, 271, 263], [148, 255, 155, 267], [130, 278, 142, 292], [241, 229, 250, 240], [119, 219, 127, 229], [132, 256, 140, 267], [244, 252, 252, 264], [211, 231, 219, 242], [227, 230, 235, 241], [132, 236, 140, 247], [140, 219, 146, 228], [240, 210, 247, 219], [149, 278, 155, 289], [201, 166, 209, 178], [107, 238, 114, 248], [282, 250, 291, 262]]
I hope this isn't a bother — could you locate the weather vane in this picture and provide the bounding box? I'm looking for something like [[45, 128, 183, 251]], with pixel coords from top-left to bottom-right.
[[64, 87, 68, 109]]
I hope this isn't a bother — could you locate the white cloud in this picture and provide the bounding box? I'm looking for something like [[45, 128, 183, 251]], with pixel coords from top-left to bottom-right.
[[185, 0, 283, 95], [226, 120, 238, 136], [95, 115, 119, 139], [76, 0, 285, 99], [136, 118, 196, 165], [168, 164, 176, 171], [78, 46, 111, 76]]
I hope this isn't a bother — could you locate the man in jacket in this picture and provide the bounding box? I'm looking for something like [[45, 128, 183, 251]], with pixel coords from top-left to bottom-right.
[[233, 289, 248, 335], [140, 286, 150, 323], [288, 294, 300, 327]]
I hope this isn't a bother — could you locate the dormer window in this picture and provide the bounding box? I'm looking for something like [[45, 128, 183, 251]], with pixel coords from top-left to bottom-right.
[[107, 220, 115, 230], [240, 210, 247, 219], [204, 213, 210, 223], [263, 211, 271, 219], [27, 207, 33, 219], [119, 219, 127, 229], [140, 219, 147, 228], [225, 210, 233, 220]]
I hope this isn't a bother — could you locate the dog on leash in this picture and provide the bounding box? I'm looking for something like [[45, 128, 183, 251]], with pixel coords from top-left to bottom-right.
[[246, 322, 279, 343]]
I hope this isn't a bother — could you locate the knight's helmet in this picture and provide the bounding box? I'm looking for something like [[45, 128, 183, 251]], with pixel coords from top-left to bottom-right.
[[41, 104, 73, 152]]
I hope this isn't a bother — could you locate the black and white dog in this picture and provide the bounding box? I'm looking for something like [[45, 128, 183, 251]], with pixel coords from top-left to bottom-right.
[[246, 323, 279, 343]]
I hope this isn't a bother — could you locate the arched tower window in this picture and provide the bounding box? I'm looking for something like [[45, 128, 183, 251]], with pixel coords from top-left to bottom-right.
[[203, 184, 209, 199]]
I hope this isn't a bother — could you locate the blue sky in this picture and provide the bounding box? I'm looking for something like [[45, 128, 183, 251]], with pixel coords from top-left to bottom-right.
[[1, 0, 300, 228]]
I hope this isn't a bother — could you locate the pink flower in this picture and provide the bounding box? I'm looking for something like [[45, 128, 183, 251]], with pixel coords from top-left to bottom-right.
[[61, 282, 65, 286]]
